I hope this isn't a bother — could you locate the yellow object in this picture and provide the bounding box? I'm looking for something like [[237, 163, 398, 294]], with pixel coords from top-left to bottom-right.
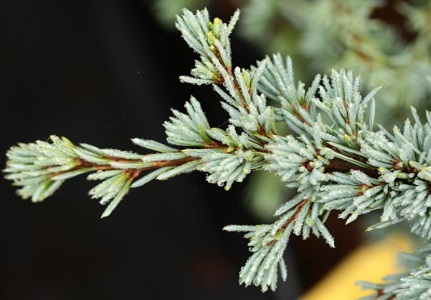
[[300, 234, 414, 300]]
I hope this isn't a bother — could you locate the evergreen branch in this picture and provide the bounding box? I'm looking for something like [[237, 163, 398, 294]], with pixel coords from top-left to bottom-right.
[[4, 135, 199, 217], [225, 194, 333, 292], [176, 7, 276, 127], [5, 7, 431, 296]]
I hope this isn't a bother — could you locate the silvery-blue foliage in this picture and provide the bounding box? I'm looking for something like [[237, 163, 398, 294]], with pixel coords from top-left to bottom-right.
[[4, 8, 431, 297]]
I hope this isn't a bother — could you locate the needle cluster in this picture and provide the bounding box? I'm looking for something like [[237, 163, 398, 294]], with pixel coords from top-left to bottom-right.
[[4, 8, 431, 297]]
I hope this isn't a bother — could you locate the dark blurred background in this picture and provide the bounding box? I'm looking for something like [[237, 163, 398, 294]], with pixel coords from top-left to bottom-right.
[[0, 1, 361, 299]]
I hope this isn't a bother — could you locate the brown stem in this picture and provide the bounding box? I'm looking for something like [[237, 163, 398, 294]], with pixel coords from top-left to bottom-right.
[[151, 157, 196, 169], [50, 156, 199, 181], [267, 198, 310, 246], [326, 157, 379, 178]]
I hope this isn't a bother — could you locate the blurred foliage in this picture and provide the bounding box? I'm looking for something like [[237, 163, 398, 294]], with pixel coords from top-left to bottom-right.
[[151, 0, 431, 115], [149, 0, 211, 26]]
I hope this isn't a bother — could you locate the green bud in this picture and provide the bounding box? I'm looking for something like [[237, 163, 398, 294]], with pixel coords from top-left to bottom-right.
[[242, 69, 251, 88], [275, 230, 283, 240], [212, 17, 221, 38], [343, 134, 351, 143], [207, 31, 216, 46]]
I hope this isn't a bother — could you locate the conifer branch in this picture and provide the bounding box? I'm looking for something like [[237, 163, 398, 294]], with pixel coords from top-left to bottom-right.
[[4, 135, 200, 218], [4, 8, 431, 296]]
